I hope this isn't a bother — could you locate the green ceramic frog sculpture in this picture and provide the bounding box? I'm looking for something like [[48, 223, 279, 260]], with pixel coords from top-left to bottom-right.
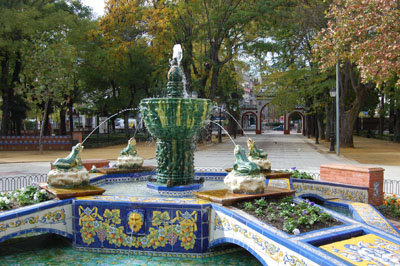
[[248, 138, 268, 159], [233, 145, 260, 175], [247, 138, 271, 172], [53, 143, 83, 170], [120, 138, 138, 157]]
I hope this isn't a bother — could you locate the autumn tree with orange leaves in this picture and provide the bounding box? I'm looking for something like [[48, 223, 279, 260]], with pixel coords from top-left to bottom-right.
[[313, 0, 400, 146]]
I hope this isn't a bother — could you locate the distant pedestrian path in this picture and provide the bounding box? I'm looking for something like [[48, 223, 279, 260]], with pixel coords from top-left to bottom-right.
[[1, 132, 400, 181]]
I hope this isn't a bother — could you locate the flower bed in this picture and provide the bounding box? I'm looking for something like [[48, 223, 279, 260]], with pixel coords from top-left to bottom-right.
[[0, 185, 51, 211], [234, 197, 342, 235], [376, 193, 400, 220]]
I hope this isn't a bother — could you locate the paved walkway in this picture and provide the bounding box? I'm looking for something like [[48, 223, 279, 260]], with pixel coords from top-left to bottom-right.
[[1, 131, 400, 181]]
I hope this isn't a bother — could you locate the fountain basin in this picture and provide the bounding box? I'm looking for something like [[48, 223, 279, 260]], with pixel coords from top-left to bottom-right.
[[140, 98, 211, 139]]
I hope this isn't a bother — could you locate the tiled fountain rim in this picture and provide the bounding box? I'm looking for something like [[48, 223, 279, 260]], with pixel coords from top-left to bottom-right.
[[292, 178, 369, 190], [0, 198, 72, 222], [2, 172, 400, 265]]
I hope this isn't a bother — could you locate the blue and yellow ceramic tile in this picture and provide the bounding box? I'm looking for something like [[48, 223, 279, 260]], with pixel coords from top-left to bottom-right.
[[350, 202, 400, 237], [294, 182, 368, 203], [321, 234, 400, 265], [75, 195, 210, 205], [266, 178, 291, 190], [75, 203, 203, 253]]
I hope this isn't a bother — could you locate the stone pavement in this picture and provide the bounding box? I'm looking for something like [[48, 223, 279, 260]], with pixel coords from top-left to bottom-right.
[[1, 131, 400, 181]]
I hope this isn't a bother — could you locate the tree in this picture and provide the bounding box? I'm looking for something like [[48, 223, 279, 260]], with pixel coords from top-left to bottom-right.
[[252, 0, 333, 139], [314, 0, 400, 87], [313, 0, 399, 146], [0, 0, 92, 136], [19, 34, 80, 152]]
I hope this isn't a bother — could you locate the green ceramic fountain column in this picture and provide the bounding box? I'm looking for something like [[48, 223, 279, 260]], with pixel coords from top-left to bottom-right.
[[140, 52, 211, 186]]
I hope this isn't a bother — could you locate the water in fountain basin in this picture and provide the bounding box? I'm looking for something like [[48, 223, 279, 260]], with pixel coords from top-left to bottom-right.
[[101, 180, 228, 197]]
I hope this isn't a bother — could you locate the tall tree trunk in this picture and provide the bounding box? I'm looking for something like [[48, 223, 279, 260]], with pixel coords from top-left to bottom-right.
[[338, 61, 366, 147], [325, 104, 331, 141], [68, 100, 74, 135], [60, 107, 66, 135], [389, 97, 395, 134], [1, 52, 10, 135], [39, 97, 50, 154], [394, 104, 400, 142], [43, 100, 51, 136], [124, 112, 130, 140], [318, 114, 325, 140]]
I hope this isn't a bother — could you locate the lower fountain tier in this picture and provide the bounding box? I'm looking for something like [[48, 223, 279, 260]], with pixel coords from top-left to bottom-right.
[[155, 138, 195, 186]]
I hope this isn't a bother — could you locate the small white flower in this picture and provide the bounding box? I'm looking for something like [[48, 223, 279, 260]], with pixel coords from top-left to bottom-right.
[[293, 228, 300, 235], [40, 189, 46, 193]]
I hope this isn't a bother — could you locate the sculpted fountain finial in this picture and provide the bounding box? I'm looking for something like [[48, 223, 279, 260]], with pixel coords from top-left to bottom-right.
[[167, 44, 185, 98], [172, 44, 182, 65]]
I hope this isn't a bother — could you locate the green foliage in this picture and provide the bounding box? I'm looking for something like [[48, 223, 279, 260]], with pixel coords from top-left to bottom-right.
[[241, 197, 335, 234], [243, 201, 255, 211], [254, 198, 268, 208], [286, 168, 314, 180], [255, 207, 264, 217], [0, 185, 50, 210]]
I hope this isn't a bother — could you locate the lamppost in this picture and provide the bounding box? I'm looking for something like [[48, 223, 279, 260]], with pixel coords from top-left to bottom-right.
[[329, 87, 336, 152], [232, 105, 237, 139], [215, 97, 224, 143]]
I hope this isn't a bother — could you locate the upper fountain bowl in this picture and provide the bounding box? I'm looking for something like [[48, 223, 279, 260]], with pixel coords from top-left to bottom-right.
[[140, 98, 211, 139]]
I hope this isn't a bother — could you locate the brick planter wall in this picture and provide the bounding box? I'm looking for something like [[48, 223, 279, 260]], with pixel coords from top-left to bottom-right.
[[320, 164, 384, 206]]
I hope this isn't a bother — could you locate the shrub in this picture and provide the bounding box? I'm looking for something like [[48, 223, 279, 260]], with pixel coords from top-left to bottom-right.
[[383, 194, 400, 217], [0, 185, 50, 210], [286, 167, 314, 180]]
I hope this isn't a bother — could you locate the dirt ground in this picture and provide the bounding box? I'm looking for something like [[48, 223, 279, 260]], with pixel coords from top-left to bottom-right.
[[317, 135, 400, 166], [0, 137, 219, 163], [0, 135, 399, 165]]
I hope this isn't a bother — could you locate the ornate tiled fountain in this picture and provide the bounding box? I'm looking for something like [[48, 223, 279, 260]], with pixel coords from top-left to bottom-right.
[[140, 46, 211, 190]]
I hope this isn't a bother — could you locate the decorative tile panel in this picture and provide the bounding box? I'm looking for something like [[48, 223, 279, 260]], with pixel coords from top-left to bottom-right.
[[0, 203, 73, 243], [294, 181, 368, 203], [74, 199, 210, 254], [350, 202, 400, 237], [321, 234, 400, 265]]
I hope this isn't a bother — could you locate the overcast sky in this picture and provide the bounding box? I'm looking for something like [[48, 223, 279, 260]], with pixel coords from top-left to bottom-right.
[[81, 0, 105, 17]]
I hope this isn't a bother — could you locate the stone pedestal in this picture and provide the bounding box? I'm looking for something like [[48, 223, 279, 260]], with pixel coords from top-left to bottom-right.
[[47, 168, 90, 188], [224, 171, 266, 194], [248, 157, 271, 171], [117, 155, 143, 169], [320, 164, 384, 206]]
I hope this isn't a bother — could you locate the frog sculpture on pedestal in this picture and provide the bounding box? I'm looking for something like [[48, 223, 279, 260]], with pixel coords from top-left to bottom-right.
[[47, 143, 90, 188], [116, 138, 144, 169], [224, 145, 266, 194], [247, 138, 271, 172]]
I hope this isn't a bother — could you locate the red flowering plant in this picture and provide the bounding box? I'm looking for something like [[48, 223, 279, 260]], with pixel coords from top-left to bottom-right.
[[382, 193, 400, 218]]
